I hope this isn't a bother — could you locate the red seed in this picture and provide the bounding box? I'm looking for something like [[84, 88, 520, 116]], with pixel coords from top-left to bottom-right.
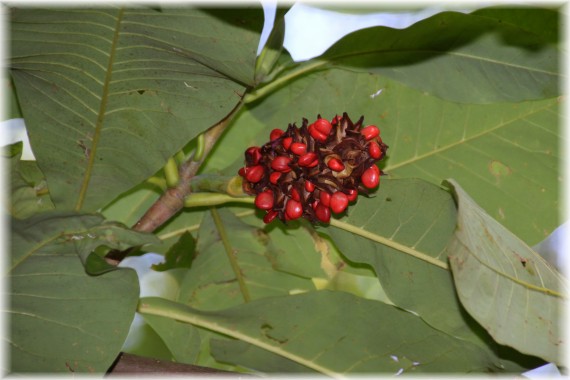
[[298, 152, 318, 167], [313, 118, 332, 135], [290, 142, 307, 155], [331, 115, 340, 125], [346, 188, 358, 202], [245, 146, 262, 165], [368, 141, 382, 159], [290, 187, 301, 202], [255, 190, 274, 210], [362, 166, 380, 189], [314, 202, 331, 223], [330, 192, 349, 214], [305, 180, 315, 192], [263, 210, 278, 224], [245, 165, 264, 183], [271, 156, 292, 172], [319, 191, 331, 207], [360, 125, 380, 141], [282, 137, 293, 150], [238, 167, 246, 177], [269, 171, 282, 184], [270, 128, 284, 141], [285, 199, 303, 220], [371, 164, 380, 175], [308, 124, 328, 142], [327, 158, 345, 172]]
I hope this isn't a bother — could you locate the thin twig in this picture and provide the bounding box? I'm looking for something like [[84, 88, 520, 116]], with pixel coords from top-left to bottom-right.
[[131, 100, 244, 234]]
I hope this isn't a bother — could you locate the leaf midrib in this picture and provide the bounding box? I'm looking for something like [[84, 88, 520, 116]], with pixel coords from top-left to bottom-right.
[[75, 8, 124, 211], [386, 100, 557, 172], [325, 48, 559, 76]]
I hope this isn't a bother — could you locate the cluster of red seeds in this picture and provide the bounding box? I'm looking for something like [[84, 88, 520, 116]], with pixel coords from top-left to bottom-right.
[[238, 113, 388, 224]]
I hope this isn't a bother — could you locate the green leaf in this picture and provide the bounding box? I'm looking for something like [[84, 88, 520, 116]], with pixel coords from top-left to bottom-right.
[[152, 231, 196, 271], [176, 208, 315, 310], [8, 211, 140, 372], [10, 6, 263, 211], [254, 6, 290, 84], [4, 142, 55, 218], [141, 314, 202, 364], [211, 339, 315, 373], [327, 179, 460, 330], [445, 179, 567, 365], [5, 74, 23, 119], [244, 68, 559, 244], [139, 291, 506, 374], [71, 220, 160, 275], [471, 7, 559, 43], [326, 178, 541, 370], [315, 8, 559, 103]]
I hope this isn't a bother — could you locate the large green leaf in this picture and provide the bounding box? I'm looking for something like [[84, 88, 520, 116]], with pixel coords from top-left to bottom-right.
[[445, 179, 567, 364], [139, 291, 505, 374], [327, 179, 462, 333], [326, 178, 542, 370], [313, 8, 559, 103], [176, 208, 315, 310], [9, 6, 263, 211], [242, 67, 558, 244], [7, 211, 147, 372]]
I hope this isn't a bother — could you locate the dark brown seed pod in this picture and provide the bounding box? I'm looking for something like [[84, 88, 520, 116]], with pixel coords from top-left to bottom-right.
[[238, 113, 388, 224]]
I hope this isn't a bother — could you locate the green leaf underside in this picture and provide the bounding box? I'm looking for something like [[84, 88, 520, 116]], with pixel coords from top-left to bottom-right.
[[10, 6, 262, 211], [244, 68, 559, 244], [326, 178, 549, 370], [5, 142, 55, 218], [326, 180, 466, 334], [9, 212, 140, 372], [139, 291, 505, 375], [316, 9, 559, 103], [211, 339, 316, 373], [176, 209, 316, 311], [141, 314, 202, 365], [445, 179, 567, 364]]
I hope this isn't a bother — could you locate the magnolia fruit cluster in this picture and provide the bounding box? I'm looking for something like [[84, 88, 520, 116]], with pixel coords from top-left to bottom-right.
[[238, 113, 388, 224]]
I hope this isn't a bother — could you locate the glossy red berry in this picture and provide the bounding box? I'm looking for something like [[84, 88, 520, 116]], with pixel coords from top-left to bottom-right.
[[270, 128, 284, 141], [308, 124, 328, 142], [330, 192, 349, 214], [368, 141, 382, 159], [319, 191, 331, 207], [290, 187, 301, 202], [314, 202, 331, 223], [282, 137, 293, 150], [313, 118, 332, 135], [271, 156, 292, 172], [263, 210, 279, 224], [290, 142, 307, 156], [255, 190, 274, 210], [298, 152, 318, 167], [269, 171, 281, 184], [304, 180, 315, 192], [327, 158, 345, 172], [362, 165, 380, 189], [346, 188, 358, 202], [285, 199, 303, 220], [360, 125, 379, 141], [245, 165, 264, 183], [245, 146, 262, 165]]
